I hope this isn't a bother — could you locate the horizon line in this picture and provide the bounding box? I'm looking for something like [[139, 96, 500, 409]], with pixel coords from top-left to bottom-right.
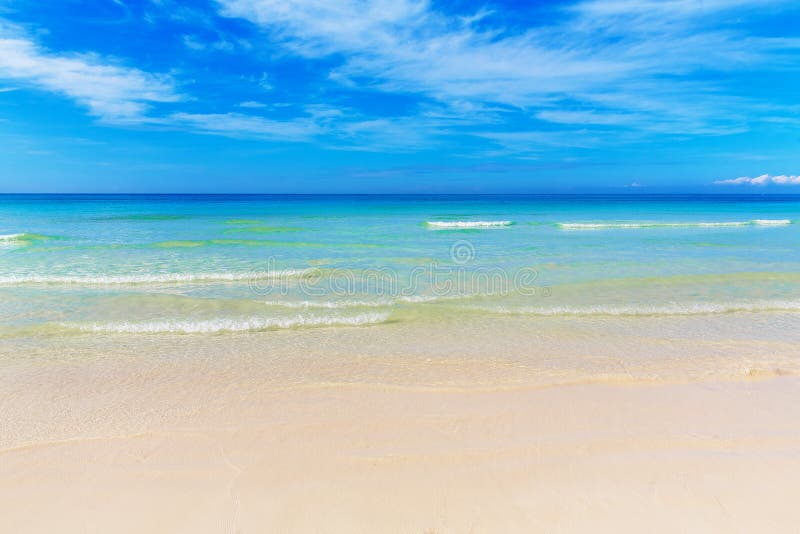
[[3, 192, 800, 197]]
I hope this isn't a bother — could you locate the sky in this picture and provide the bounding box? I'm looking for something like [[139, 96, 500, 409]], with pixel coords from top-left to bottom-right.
[[0, 0, 799, 193]]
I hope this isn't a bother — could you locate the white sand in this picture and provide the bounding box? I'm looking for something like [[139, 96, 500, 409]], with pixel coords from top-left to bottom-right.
[[2, 315, 800, 532]]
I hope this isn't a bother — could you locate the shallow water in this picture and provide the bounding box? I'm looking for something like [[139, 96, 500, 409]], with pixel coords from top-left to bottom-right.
[[2, 194, 800, 334]]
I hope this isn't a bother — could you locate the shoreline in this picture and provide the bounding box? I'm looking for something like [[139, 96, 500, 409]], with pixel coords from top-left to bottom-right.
[[3, 314, 800, 532]]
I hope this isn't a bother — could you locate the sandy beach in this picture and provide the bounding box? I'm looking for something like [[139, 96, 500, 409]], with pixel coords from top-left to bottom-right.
[[4, 0, 800, 528], [3, 314, 800, 533]]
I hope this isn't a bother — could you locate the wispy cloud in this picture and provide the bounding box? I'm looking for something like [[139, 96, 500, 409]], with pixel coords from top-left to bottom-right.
[[715, 174, 800, 185], [166, 112, 320, 141], [2, 0, 799, 154], [0, 20, 180, 122], [237, 100, 267, 109], [182, 34, 235, 52], [473, 130, 602, 158], [217, 0, 799, 140]]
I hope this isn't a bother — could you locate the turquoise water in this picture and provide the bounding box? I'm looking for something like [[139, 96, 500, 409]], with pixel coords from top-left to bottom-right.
[[2, 194, 800, 334]]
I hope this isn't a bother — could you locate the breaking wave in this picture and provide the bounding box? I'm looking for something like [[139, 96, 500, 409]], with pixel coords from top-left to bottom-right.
[[0, 233, 25, 241], [0, 269, 314, 286], [263, 299, 394, 309], [67, 312, 391, 334], [0, 233, 52, 243], [557, 219, 792, 230], [473, 300, 800, 317], [426, 221, 513, 229], [261, 294, 472, 309]]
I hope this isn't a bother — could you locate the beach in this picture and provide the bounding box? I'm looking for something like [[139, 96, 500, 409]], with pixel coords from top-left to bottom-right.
[[4, 0, 800, 528], [3, 194, 800, 531], [3, 313, 800, 532]]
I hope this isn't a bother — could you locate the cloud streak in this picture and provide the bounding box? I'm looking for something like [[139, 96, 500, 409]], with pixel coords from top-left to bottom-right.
[[0, 21, 180, 122], [166, 112, 320, 141], [2, 0, 799, 155], [217, 0, 799, 140], [715, 174, 800, 185]]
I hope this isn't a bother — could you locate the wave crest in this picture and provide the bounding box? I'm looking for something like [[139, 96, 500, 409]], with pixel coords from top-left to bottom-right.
[[558, 219, 791, 230], [426, 220, 513, 229], [68, 312, 390, 334], [0, 233, 25, 241], [0, 269, 314, 286], [0, 233, 52, 243], [474, 300, 800, 317], [261, 294, 471, 309]]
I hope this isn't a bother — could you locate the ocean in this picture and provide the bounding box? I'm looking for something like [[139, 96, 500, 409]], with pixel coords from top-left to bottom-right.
[[2, 193, 800, 337]]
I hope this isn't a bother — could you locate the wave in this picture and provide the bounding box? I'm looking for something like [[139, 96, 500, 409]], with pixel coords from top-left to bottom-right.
[[152, 239, 322, 248], [397, 294, 471, 303], [0, 233, 25, 241], [473, 300, 800, 317], [0, 233, 52, 243], [426, 220, 513, 229], [0, 269, 314, 286], [67, 312, 391, 334], [263, 299, 394, 309], [752, 219, 792, 226], [557, 219, 792, 230], [261, 294, 471, 309]]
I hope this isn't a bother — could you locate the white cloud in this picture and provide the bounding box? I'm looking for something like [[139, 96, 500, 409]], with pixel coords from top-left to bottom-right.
[[0, 21, 180, 122], [573, 0, 778, 17], [154, 107, 449, 150], [331, 116, 439, 151], [2, 1, 797, 151], [474, 130, 604, 158], [167, 112, 320, 140], [217, 0, 428, 57], [536, 110, 643, 127], [258, 72, 272, 91], [216, 0, 798, 138], [771, 175, 800, 184], [714, 174, 800, 185]]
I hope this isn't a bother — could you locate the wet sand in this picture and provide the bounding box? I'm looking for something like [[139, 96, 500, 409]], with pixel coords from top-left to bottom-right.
[[2, 316, 800, 532]]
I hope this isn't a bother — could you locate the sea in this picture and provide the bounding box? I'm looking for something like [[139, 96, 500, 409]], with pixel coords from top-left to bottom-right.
[[2, 193, 800, 337]]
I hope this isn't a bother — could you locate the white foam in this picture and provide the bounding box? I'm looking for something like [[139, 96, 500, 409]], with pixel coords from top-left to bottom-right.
[[558, 219, 792, 230], [426, 221, 513, 229], [262, 294, 472, 308], [753, 219, 792, 226], [69, 312, 391, 334], [263, 299, 394, 309], [0, 233, 24, 241], [398, 294, 470, 303], [0, 269, 313, 286], [474, 300, 800, 317]]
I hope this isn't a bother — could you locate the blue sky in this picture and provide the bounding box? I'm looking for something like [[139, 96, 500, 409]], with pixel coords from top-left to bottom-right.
[[0, 0, 799, 193]]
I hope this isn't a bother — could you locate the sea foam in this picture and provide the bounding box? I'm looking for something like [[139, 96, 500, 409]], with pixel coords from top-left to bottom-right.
[[263, 299, 395, 309], [474, 300, 800, 317], [0, 233, 25, 241], [557, 219, 792, 230], [0, 269, 313, 286], [70, 312, 390, 334], [752, 219, 792, 226], [261, 294, 471, 309], [426, 221, 513, 229], [0, 232, 52, 243]]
